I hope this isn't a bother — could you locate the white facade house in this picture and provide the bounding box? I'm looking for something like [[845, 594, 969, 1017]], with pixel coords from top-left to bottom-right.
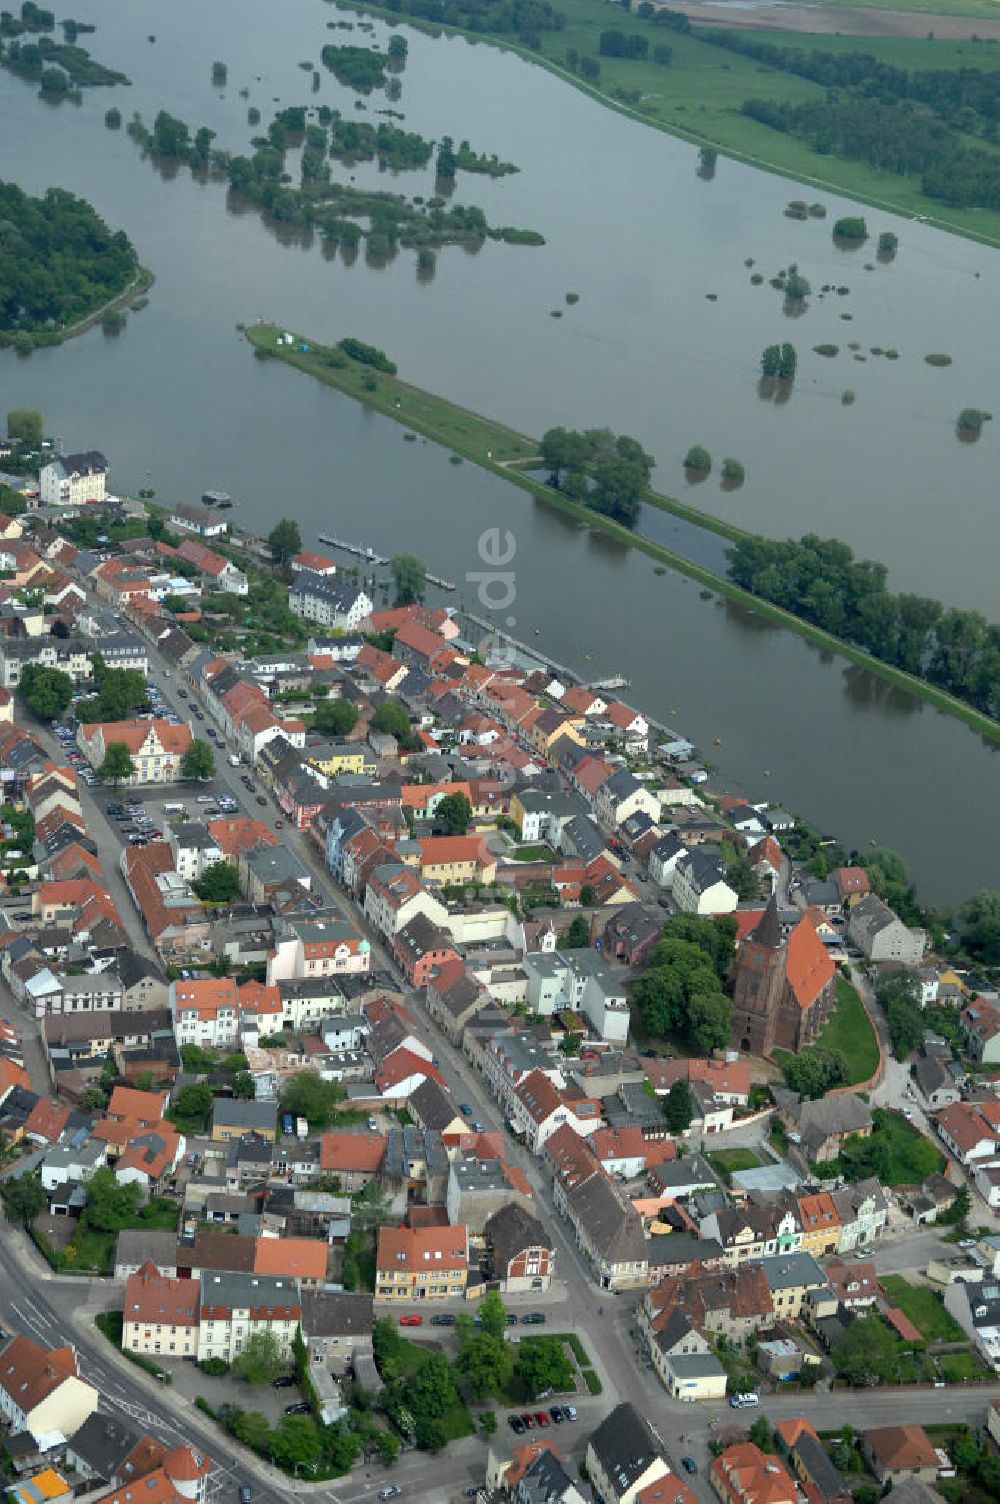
[[0, 1334, 99, 1445], [196, 1271, 300, 1364], [672, 850, 739, 915], [288, 571, 373, 632], [39, 451, 107, 508]]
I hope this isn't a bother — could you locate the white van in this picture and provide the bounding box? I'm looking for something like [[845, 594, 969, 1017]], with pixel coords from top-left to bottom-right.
[[163, 802, 184, 815], [729, 1392, 759, 1409]]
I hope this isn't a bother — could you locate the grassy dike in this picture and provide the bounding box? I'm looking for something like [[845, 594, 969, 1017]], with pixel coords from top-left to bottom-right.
[[245, 323, 1000, 745], [334, 0, 1000, 250]]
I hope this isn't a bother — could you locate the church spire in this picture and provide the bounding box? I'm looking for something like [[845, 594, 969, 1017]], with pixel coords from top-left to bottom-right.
[[753, 893, 781, 948]]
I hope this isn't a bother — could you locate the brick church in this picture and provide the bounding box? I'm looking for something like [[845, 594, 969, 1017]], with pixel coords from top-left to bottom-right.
[[730, 896, 836, 1056]]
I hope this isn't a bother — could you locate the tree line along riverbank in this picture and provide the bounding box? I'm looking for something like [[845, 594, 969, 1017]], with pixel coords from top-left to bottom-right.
[[333, 0, 1000, 249], [245, 322, 1000, 745]]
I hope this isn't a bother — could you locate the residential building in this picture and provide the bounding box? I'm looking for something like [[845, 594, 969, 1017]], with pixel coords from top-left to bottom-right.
[[585, 1403, 670, 1504], [39, 452, 107, 507], [483, 1203, 554, 1292], [364, 863, 449, 942], [557, 1169, 648, 1290], [710, 1443, 797, 1504], [288, 571, 373, 631], [775, 1091, 872, 1164], [934, 1101, 999, 1167], [211, 1099, 278, 1143], [374, 1223, 469, 1301], [0, 1335, 98, 1444], [123, 1261, 199, 1359], [196, 1271, 300, 1364], [830, 1178, 889, 1252], [672, 849, 738, 916], [846, 896, 927, 967], [300, 1290, 374, 1377], [760, 1251, 831, 1321], [861, 1427, 939, 1485]]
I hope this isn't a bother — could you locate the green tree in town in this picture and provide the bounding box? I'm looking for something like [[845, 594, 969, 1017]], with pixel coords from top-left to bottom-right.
[[232, 1411, 271, 1450], [390, 552, 426, 605], [280, 1071, 344, 1127], [270, 1413, 323, 1470], [748, 1416, 774, 1452], [231, 1071, 256, 1100], [781, 1047, 848, 1098], [351, 1180, 391, 1230], [876, 972, 924, 1060], [232, 1329, 284, 1385], [959, 890, 1000, 965], [193, 861, 240, 904], [457, 1331, 513, 1399], [513, 1338, 574, 1399], [2, 1175, 46, 1227], [375, 1430, 400, 1464], [6, 409, 44, 444], [172, 1081, 214, 1128], [478, 1289, 508, 1341], [98, 741, 134, 787], [558, 915, 591, 950], [370, 701, 415, 745], [663, 1077, 693, 1132], [268, 518, 302, 568], [312, 697, 358, 737], [82, 1167, 143, 1231], [181, 739, 215, 781], [689, 991, 732, 1052], [436, 791, 472, 835], [18, 663, 72, 720], [408, 1350, 458, 1417], [832, 1312, 901, 1386], [940, 1183, 971, 1225]]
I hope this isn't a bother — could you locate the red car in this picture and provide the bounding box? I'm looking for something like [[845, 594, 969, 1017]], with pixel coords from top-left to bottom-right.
[[399, 1314, 423, 1327], [534, 1412, 550, 1428], [520, 1413, 536, 1429]]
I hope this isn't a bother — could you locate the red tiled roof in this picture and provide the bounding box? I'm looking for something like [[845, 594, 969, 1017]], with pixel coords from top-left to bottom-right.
[[786, 913, 836, 1010]]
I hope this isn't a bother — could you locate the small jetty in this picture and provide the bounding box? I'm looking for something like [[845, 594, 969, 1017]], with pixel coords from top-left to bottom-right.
[[426, 572, 456, 591], [318, 533, 388, 566], [586, 674, 631, 691]]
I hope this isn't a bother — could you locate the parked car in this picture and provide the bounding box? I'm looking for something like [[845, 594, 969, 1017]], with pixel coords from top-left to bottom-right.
[[520, 1313, 546, 1325], [239, 1488, 252, 1504], [272, 1374, 296, 1388], [506, 1313, 518, 1325], [255, 795, 267, 806], [681, 1458, 698, 1476], [508, 1415, 525, 1434], [549, 1406, 563, 1423], [520, 1413, 535, 1430], [564, 1405, 577, 1421], [378, 1490, 401, 1503], [399, 1314, 422, 1327], [430, 1314, 455, 1327], [459, 1104, 472, 1116], [534, 1412, 550, 1428], [283, 1401, 310, 1416]]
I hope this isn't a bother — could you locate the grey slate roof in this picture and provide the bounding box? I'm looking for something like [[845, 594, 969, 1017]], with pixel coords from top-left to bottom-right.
[[588, 1402, 662, 1494]]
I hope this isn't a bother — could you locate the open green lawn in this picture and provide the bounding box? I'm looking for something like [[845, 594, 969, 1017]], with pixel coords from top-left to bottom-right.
[[508, 843, 557, 863], [871, 1108, 946, 1184], [349, 0, 1000, 245], [815, 978, 881, 1084], [707, 1148, 763, 1179], [879, 1274, 967, 1342], [62, 1197, 180, 1273]]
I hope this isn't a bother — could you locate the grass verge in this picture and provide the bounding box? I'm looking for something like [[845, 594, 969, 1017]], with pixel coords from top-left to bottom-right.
[[246, 323, 1000, 746], [581, 1369, 602, 1395], [706, 1147, 763, 1181], [814, 977, 881, 1084], [879, 1275, 966, 1343]]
